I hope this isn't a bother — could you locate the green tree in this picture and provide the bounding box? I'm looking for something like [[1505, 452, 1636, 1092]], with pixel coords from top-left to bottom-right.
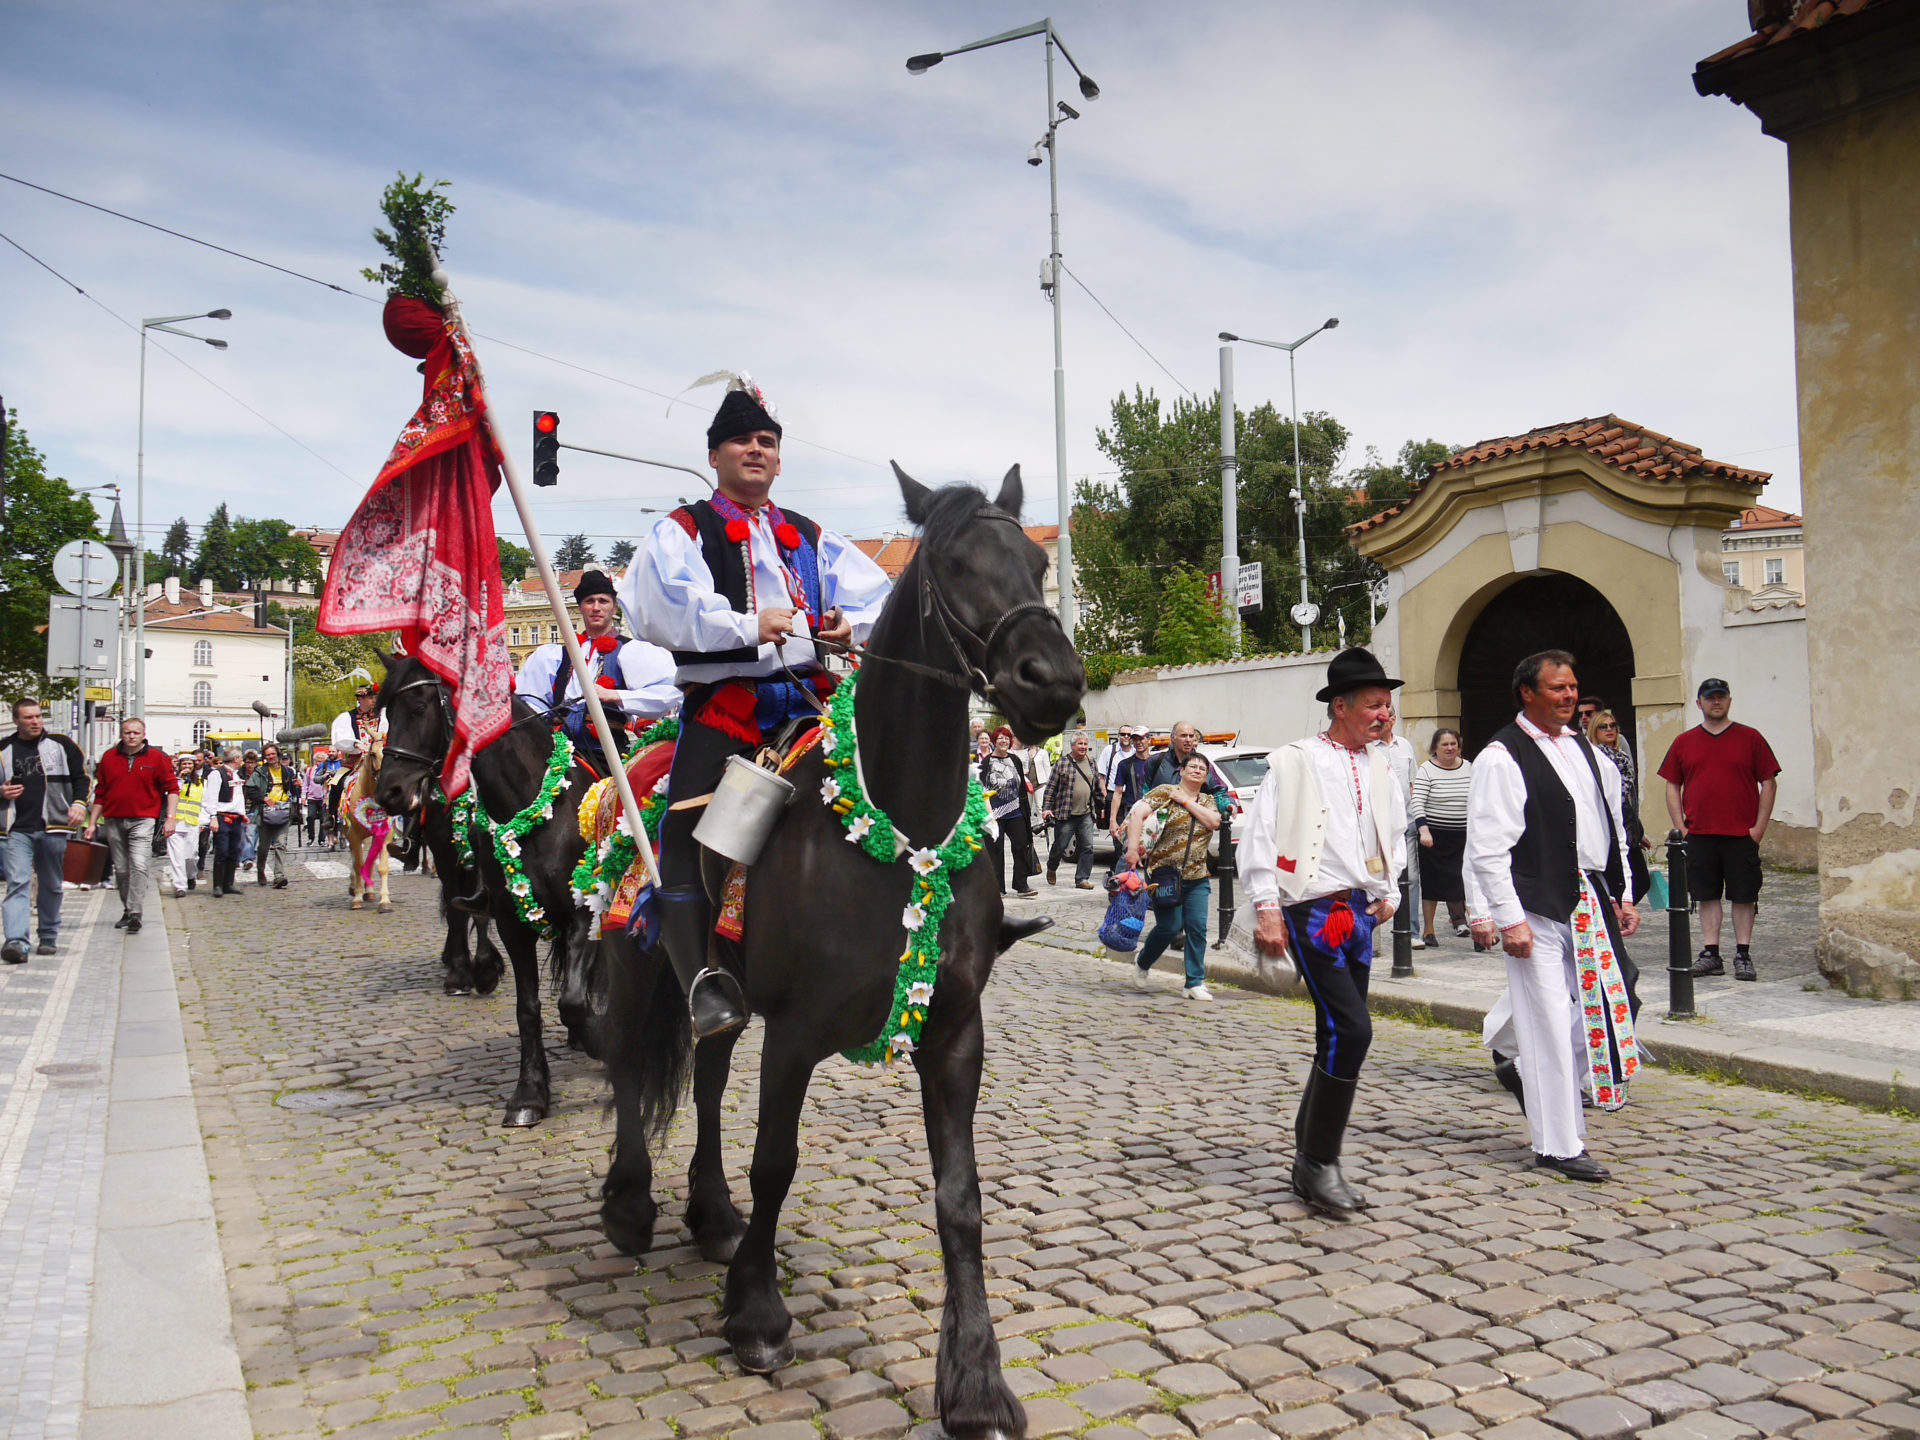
[[160, 517, 193, 575], [497, 535, 533, 586], [553, 533, 595, 570], [0, 412, 104, 696], [606, 538, 637, 569], [230, 517, 322, 592], [194, 503, 236, 589], [1153, 565, 1232, 666]]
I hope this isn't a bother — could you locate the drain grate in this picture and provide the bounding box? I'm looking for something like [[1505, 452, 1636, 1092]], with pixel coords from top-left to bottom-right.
[[36, 1063, 99, 1076], [276, 1087, 365, 1111]]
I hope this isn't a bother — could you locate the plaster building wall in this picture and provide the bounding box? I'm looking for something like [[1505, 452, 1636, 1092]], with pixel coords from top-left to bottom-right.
[[142, 619, 289, 757], [1790, 87, 1920, 990], [1082, 652, 1331, 748]]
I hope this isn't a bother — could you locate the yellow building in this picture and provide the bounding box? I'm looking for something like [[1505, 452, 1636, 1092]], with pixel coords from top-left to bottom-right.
[[1721, 505, 1806, 602], [1697, 0, 1920, 994]]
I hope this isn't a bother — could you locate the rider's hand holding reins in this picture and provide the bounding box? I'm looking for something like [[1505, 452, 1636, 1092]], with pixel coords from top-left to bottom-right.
[[817, 606, 851, 645]]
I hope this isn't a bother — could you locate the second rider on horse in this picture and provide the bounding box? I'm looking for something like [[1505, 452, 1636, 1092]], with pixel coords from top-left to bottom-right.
[[514, 569, 678, 757], [617, 375, 891, 1039]]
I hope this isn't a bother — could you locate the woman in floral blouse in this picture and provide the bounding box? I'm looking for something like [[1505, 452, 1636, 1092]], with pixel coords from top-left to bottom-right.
[[1123, 752, 1223, 1001]]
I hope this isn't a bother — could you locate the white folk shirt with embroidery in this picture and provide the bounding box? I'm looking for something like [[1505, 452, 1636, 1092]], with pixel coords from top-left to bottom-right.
[[514, 638, 680, 722], [1305, 736, 1389, 903], [618, 507, 893, 688], [329, 708, 387, 756], [1465, 712, 1632, 931]]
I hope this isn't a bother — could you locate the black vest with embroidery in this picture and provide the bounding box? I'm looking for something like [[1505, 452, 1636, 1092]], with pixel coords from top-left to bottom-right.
[[667, 499, 822, 668], [1491, 721, 1624, 922]]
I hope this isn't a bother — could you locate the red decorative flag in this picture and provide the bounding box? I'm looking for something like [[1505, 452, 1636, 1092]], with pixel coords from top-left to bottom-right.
[[318, 297, 512, 798]]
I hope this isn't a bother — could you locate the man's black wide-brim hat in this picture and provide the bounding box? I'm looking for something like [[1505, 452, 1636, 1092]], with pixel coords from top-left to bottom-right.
[[1316, 646, 1405, 703], [707, 387, 782, 449]]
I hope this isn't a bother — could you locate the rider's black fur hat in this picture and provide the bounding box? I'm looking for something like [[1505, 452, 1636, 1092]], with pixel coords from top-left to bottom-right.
[[573, 568, 617, 602], [707, 386, 782, 450]]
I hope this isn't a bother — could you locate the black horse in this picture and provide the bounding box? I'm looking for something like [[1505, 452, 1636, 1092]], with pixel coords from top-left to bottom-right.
[[377, 661, 602, 1125], [419, 796, 507, 997], [598, 466, 1083, 1440]]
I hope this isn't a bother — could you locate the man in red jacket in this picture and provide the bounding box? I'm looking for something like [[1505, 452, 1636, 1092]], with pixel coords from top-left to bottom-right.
[[84, 718, 178, 935]]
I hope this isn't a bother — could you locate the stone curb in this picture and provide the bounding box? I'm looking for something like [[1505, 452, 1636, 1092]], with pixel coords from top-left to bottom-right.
[[84, 898, 249, 1440], [1044, 932, 1920, 1114]]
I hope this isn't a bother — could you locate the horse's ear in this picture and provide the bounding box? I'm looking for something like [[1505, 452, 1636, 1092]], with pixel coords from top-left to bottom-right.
[[994, 464, 1023, 518], [892, 461, 934, 527]]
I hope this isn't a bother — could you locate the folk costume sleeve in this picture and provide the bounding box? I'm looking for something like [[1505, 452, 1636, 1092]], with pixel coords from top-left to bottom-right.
[[1466, 741, 1529, 931], [614, 640, 681, 722], [514, 645, 563, 713], [621, 516, 760, 656], [815, 529, 891, 644], [1238, 763, 1287, 908], [331, 710, 359, 753]]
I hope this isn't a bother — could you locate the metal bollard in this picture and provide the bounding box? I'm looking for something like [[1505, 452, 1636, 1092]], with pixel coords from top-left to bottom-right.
[[1666, 828, 1695, 1019], [1392, 868, 1414, 978], [1214, 807, 1235, 947]]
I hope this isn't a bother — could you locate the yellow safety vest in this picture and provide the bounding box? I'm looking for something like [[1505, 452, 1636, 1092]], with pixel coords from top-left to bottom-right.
[[175, 781, 204, 828]]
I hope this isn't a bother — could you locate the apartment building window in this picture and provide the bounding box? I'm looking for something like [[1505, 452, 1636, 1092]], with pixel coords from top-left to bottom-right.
[[194, 639, 213, 666], [1765, 557, 1784, 587], [192, 719, 211, 747], [548, 623, 560, 643], [193, 681, 213, 707], [1723, 561, 1741, 587], [509, 625, 521, 646]]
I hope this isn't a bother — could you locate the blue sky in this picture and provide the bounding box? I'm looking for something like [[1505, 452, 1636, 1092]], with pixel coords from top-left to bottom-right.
[[1, 1, 1796, 561]]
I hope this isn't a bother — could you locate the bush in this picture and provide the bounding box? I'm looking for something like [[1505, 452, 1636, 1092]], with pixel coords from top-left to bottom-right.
[[1083, 653, 1164, 692]]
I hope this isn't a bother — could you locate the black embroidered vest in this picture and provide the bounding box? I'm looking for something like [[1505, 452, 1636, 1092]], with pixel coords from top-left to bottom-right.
[[1490, 721, 1624, 922], [666, 499, 823, 667]]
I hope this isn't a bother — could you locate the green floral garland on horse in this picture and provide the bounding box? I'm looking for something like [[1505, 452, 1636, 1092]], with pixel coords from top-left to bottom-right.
[[449, 732, 575, 937]]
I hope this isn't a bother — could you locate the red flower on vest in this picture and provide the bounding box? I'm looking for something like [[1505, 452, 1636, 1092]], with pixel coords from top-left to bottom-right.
[[724, 518, 750, 543], [774, 521, 802, 551], [576, 633, 618, 654], [595, 674, 618, 689]]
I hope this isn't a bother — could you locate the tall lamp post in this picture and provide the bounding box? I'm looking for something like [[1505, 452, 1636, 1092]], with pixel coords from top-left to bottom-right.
[[1219, 319, 1339, 650], [908, 20, 1099, 639], [138, 309, 230, 718]]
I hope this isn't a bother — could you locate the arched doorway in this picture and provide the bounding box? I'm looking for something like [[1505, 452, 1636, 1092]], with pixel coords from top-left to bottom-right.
[[1457, 573, 1636, 757]]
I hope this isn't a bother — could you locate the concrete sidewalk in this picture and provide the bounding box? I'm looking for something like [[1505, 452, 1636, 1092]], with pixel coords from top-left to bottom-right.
[[0, 879, 246, 1440], [1015, 865, 1920, 1111]]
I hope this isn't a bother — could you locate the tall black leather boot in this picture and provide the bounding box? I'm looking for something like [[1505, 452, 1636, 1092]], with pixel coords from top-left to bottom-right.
[[1492, 1050, 1526, 1115], [449, 866, 491, 917], [1291, 1068, 1362, 1214], [657, 888, 747, 1039]]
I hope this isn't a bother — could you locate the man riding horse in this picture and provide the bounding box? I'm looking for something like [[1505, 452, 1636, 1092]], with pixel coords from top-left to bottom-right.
[[617, 375, 891, 1039], [515, 569, 678, 756]]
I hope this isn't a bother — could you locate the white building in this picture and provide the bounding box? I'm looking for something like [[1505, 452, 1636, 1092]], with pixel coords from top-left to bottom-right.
[[139, 586, 289, 756]]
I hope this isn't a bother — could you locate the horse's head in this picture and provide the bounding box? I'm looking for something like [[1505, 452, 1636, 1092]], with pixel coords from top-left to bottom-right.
[[893, 462, 1087, 744], [375, 655, 447, 815]]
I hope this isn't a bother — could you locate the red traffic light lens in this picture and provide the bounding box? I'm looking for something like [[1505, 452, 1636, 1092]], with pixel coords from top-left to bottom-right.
[[535, 412, 558, 433]]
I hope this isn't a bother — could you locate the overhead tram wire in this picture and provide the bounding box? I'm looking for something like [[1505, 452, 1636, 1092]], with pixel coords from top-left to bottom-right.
[[0, 227, 359, 483], [1057, 262, 1194, 399], [2, 172, 887, 472]]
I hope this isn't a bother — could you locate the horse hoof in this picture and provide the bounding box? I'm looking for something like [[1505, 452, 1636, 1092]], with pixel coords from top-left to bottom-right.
[[601, 1203, 658, 1258], [501, 1105, 544, 1128], [697, 1229, 741, 1265], [444, 984, 475, 997], [378, 902, 394, 914], [350, 899, 364, 910], [730, 1335, 793, 1375]]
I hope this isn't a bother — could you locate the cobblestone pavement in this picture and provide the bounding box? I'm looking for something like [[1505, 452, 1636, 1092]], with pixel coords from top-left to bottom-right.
[[167, 864, 1920, 1440]]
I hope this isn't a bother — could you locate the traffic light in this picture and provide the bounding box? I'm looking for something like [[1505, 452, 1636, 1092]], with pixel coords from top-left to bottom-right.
[[533, 411, 560, 486]]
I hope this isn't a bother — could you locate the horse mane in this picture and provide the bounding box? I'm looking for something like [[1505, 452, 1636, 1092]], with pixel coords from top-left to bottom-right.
[[914, 483, 1006, 550]]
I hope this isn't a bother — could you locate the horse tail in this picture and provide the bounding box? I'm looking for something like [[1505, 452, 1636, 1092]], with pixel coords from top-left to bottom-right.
[[603, 940, 693, 1146]]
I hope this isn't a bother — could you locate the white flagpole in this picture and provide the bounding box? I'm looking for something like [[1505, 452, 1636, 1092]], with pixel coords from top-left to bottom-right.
[[429, 255, 664, 891]]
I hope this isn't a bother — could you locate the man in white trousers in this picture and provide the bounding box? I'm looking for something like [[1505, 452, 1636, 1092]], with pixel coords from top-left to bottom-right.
[[1466, 649, 1639, 1182]]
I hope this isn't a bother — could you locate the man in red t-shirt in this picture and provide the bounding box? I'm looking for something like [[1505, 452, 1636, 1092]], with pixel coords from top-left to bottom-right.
[[1657, 678, 1779, 982], [84, 718, 179, 935]]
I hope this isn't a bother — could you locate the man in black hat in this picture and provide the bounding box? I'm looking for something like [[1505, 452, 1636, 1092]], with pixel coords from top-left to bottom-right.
[[514, 567, 677, 755], [618, 375, 891, 1039], [1239, 647, 1406, 1213], [330, 683, 385, 758]]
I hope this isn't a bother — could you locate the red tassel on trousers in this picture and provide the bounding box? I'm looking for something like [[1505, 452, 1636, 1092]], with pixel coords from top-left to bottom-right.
[[1317, 899, 1355, 949]]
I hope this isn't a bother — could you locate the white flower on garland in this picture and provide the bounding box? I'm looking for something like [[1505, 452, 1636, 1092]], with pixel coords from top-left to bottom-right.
[[888, 1032, 915, 1059], [906, 980, 934, 1007], [902, 903, 927, 932], [821, 777, 842, 804], [820, 727, 838, 755], [846, 814, 873, 844], [908, 846, 941, 876], [651, 773, 670, 795]]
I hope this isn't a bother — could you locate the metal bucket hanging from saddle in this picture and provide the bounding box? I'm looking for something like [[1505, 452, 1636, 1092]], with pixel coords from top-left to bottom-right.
[[694, 754, 797, 865]]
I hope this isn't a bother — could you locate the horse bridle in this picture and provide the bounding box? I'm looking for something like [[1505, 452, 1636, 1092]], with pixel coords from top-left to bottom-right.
[[825, 510, 1061, 704], [379, 675, 456, 776]]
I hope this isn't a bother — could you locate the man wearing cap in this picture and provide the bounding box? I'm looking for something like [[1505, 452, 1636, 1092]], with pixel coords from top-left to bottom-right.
[[1240, 648, 1406, 1214], [619, 375, 891, 1039], [1465, 649, 1638, 1183], [330, 684, 386, 758], [515, 569, 678, 756], [1658, 677, 1779, 981]]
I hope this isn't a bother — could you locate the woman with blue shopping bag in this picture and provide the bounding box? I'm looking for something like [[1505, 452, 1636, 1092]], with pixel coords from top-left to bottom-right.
[[1122, 752, 1223, 1001]]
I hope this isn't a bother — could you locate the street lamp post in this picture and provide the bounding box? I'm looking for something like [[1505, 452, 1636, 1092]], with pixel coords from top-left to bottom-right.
[[1218, 344, 1239, 650], [138, 309, 230, 719], [1218, 319, 1339, 650], [908, 20, 1099, 639]]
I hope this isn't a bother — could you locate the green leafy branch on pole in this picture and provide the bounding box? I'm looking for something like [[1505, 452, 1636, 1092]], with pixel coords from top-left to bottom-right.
[[360, 172, 455, 305]]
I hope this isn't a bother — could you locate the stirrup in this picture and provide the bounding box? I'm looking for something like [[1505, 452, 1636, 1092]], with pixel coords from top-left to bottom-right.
[[687, 966, 748, 1040], [449, 885, 491, 917]]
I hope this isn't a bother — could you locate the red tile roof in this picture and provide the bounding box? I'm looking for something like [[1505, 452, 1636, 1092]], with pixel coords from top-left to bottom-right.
[[854, 525, 1058, 580], [1348, 415, 1771, 535], [1697, 0, 1895, 68], [1732, 504, 1803, 531], [143, 597, 288, 635]]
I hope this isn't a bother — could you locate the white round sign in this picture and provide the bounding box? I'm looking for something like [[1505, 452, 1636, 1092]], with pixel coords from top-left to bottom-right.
[[1290, 601, 1321, 627], [52, 539, 118, 598]]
